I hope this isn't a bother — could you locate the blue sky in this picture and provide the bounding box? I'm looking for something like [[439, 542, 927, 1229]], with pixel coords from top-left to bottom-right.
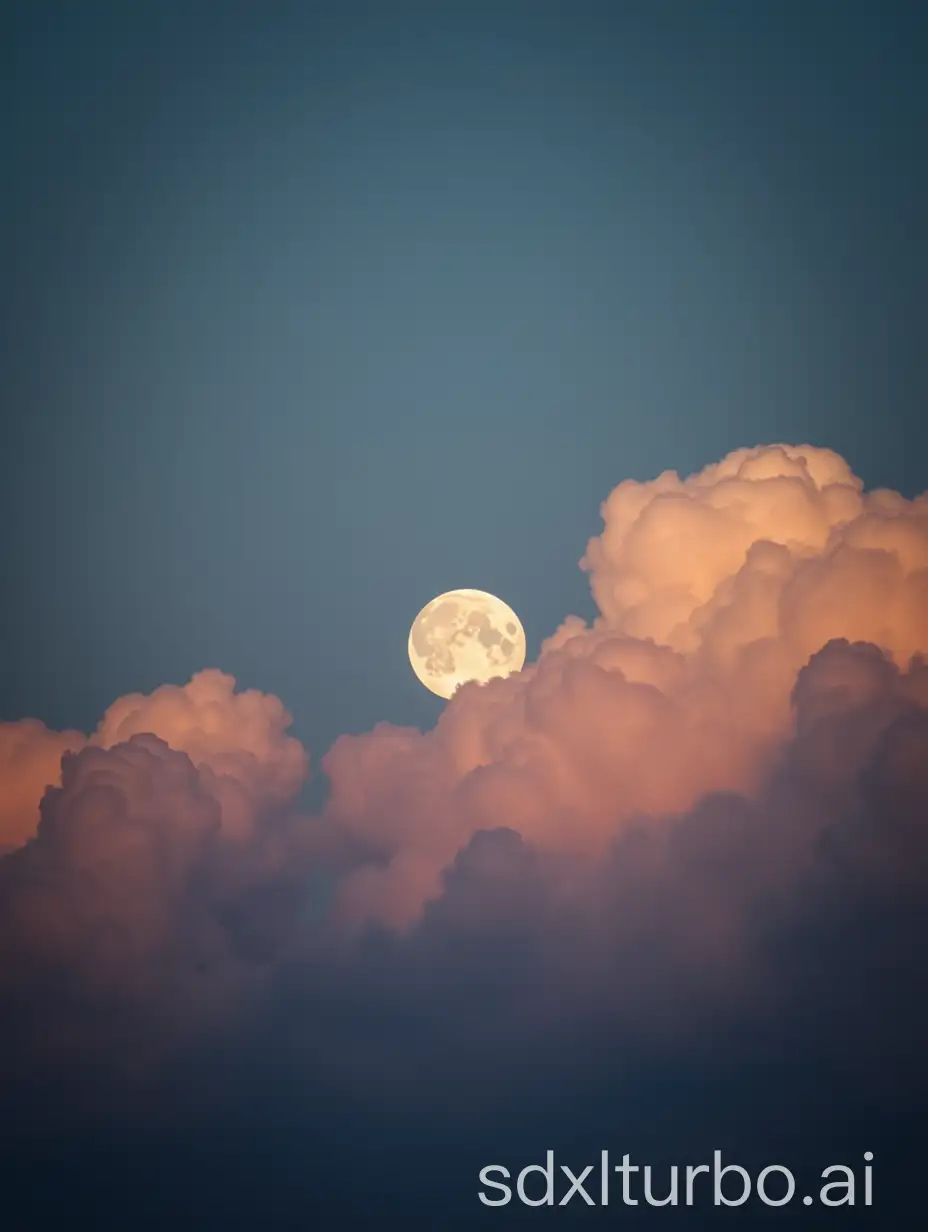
[[3, 0, 925, 759]]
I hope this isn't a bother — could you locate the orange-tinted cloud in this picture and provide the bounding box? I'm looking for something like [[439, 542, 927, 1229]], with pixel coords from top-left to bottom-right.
[[0, 719, 85, 852], [94, 669, 309, 839], [0, 448, 927, 1162], [323, 444, 928, 927], [2, 444, 926, 952], [0, 670, 309, 854]]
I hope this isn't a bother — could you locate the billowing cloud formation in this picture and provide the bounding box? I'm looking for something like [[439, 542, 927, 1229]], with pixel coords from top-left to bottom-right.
[[0, 670, 308, 851], [323, 444, 928, 927], [94, 669, 309, 839], [0, 719, 84, 851], [582, 443, 928, 663], [0, 445, 927, 1181], [0, 735, 223, 1062], [3, 446, 927, 927]]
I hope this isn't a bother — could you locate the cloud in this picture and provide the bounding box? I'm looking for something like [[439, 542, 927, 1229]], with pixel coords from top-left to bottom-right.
[[0, 445, 927, 1206], [0, 734, 225, 1073], [0, 719, 85, 852], [5, 443, 926, 938], [0, 670, 310, 855], [580, 442, 928, 667], [580, 444, 865, 645], [94, 669, 309, 839], [319, 446, 927, 930]]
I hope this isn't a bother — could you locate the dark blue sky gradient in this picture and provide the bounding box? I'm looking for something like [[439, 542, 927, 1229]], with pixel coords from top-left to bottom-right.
[[3, 0, 925, 760]]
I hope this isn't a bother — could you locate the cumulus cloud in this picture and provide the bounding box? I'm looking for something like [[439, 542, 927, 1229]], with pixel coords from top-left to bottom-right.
[[303, 637, 928, 1117], [93, 669, 309, 839], [0, 719, 85, 851], [324, 445, 928, 928], [0, 670, 309, 854], [1, 444, 927, 1137], [4, 444, 926, 939], [0, 734, 223, 1071], [581, 441, 928, 664]]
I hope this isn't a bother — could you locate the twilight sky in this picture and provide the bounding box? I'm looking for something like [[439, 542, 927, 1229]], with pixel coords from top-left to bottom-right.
[[4, 0, 925, 752], [2, 2, 927, 1228]]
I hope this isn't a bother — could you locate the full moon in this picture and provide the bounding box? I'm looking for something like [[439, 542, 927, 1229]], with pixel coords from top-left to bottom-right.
[[408, 589, 527, 699]]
